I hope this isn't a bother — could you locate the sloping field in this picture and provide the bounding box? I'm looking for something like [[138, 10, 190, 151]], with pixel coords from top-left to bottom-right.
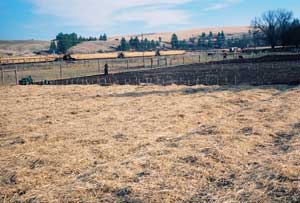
[[0, 26, 248, 56], [119, 26, 250, 42], [66, 26, 250, 54], [0, 40, 50, 57], [68, 40, 120, 54], [1, 85, 300, 203]]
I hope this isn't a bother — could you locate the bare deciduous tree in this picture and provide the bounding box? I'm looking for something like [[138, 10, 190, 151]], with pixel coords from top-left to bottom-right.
[[252, 9, 293, 49]]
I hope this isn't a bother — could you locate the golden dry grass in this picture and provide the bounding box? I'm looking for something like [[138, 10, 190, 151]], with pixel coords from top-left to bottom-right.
[[0, 40, 50, 57], [70, 53, 120, 60], [158, 51, 186, 56], [121, 52, 156, 58], [0, 85, 300, 203], [117, 26, 250, 42]]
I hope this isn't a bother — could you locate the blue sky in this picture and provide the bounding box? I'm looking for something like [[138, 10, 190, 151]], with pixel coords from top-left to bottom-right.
[[1, 0, 300, 40]]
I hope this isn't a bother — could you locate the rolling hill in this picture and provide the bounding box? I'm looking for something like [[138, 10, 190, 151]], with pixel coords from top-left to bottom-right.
[[0, 26, 249, 56], [0, 40, 50, 57]]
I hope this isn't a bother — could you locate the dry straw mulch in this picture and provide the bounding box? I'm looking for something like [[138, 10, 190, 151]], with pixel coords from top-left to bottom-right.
[[0, 85, 300, 203]]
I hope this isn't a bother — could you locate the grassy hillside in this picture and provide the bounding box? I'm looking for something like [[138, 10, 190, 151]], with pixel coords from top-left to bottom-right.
[[118, 26, 250, 41], [68, 39, 120, 54], [0, 40, 50, 57], [0, 26, 249, 56]]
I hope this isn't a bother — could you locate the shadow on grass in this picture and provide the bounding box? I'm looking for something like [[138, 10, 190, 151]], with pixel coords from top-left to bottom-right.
[[108, 85, 298, 98]]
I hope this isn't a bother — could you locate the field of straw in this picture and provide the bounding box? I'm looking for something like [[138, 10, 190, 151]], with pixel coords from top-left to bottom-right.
[[1, 84, 300, 203]]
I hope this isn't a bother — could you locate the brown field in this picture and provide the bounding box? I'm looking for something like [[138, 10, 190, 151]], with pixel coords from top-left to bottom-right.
[[119, 26, 250, 42], [69, 40, 120, 54], [0, 40, 50, 57], [1, 84, 300, 203]]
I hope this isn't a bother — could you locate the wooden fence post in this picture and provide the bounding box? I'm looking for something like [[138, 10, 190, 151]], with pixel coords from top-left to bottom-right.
[[127, 60, 129, 69], [60, 63, 63, 79], [235, 74, 237, 85], [98, 59, 100, 73], [1, 67, 4, 85], [15, 68, 18, 85], [150, 58, 153, 68], [183, 56, 185, 64], [165, 57, 168, 66], [199, 55, 201, 63]]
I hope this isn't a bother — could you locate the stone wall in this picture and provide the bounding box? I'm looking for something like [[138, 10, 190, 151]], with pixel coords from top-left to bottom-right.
[[39, 60, 300, 86]]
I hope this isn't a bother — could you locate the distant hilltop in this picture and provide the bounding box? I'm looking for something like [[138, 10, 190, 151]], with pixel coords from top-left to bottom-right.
[[0, 26, 249, 57], [116, 26, 250, 41]]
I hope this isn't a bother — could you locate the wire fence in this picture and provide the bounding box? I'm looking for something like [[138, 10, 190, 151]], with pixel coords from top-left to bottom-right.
[[0, 52, 282, 85]]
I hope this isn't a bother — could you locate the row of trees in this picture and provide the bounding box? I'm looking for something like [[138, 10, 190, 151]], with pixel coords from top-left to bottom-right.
[[171, 31, 227, 50], [99, 34, 107, 41], [171, 34, 187, 49], [118, 37, 160, 51], [252, 9, 300, 48], [49, 33, 108, 53]]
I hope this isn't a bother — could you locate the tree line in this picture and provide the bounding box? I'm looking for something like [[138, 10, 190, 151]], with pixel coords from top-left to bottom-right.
[[170, 31, 245, 50], [117, 37, 160, 51], [171, 31, 227, 50], [49, 33, 108, 54]]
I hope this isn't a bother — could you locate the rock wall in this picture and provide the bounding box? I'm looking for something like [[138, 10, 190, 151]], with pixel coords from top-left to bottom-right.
[[39, 60, 300, 86]]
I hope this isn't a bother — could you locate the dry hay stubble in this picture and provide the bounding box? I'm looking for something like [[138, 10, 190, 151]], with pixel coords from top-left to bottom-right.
[[0, 84, 300, 202]]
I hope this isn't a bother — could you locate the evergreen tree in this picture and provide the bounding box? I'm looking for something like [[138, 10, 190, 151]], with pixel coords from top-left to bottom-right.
[[129, 37, 134, 48], [132, 37, 140, 50], [220, 31, 226, 47], [197, 38, 202, 49], [171, 33, 179, 49], [189, 37, 195, 44], [144, 38, 149, 50], [208, 31, 214, 48], [140, 39, 144, 51], [49, 40, 57, 53], [103, 34, 107, 41], [179, 40, 188, 49], [118, 38, 129, 51], [208, 38, 213, 48], [216, 32, 226, 48], [56, 33, 73, 53], [150, 40, 156, 49], [198, 32, 207, 49]]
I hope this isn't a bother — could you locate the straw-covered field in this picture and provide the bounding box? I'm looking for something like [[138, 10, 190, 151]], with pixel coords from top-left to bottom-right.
[[1, 85, 300, 203]]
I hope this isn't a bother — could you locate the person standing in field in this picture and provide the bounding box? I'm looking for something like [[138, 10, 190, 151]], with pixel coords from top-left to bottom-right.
[[104, 63, 109, 75]]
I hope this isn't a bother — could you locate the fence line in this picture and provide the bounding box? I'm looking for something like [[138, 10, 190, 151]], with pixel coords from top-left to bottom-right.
[[45, 60, 300, 86], [0, 52, 292, 85]]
